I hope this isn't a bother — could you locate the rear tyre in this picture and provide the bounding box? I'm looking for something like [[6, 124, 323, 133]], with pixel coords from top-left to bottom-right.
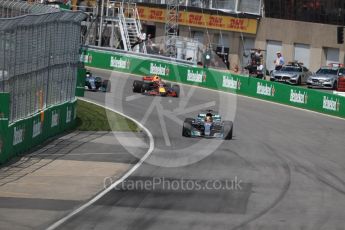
[[223, 121, 233, 140], [172, 85, 180, 97], [133, 80, 143, 93], [182, 118, 193, 137]]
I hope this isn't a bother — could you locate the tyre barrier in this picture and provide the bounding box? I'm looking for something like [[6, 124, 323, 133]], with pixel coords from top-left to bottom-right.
[[338, 76, 345, 92]]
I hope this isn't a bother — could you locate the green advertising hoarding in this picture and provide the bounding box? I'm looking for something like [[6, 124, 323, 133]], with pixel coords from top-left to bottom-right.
[[0, 99, 77, 164], [82, 48, 345, 119]]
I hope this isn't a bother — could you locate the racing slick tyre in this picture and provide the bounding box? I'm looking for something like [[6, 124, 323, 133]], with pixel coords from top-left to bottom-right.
[[102, 80, 111, 92], [182, 118, 194, 137], [172, 85, 180, 97], [141, 82, 151, 93], [222, 121, 233, 140], [133, 80, 143, 93]]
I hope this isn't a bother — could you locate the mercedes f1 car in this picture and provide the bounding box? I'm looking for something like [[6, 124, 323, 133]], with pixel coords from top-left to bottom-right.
[[182, 110, 233, 140], [85, 71, 110, 92], [132, 76, 180, 97]]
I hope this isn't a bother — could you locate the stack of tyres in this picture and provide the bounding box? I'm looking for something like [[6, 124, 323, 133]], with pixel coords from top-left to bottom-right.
[[338, 76, 345, 92]]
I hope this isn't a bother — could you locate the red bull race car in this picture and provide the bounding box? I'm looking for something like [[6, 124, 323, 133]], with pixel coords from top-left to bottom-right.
[[132, 76, 180, 97]]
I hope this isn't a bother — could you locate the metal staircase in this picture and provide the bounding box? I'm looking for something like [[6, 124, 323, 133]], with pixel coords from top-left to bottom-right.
[[102, 1, 146, 53]]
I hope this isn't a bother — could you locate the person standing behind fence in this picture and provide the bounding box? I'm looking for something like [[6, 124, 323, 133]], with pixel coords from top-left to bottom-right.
[[274, 51, 285, 70]]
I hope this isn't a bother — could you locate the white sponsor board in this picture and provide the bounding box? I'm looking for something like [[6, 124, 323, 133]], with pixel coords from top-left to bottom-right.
[[149, 63, 169, 76], [256, 82, 274, 96], [290, 89, 307, 104], [32, 119, 42, 138], [187, 70, 205, 83], [81, 54, 92, 64], [73, 107, 77, 120], [66, 107, 72, 123], [51, 111, 59, 128], [222, 75, 240, 89], [323, 96, 340, 111], [110, 57, 129, 69], [13, 126, 24, 146]]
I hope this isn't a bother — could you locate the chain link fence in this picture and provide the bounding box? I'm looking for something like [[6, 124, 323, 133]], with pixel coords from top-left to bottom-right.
[[0, 0, 86, 124]]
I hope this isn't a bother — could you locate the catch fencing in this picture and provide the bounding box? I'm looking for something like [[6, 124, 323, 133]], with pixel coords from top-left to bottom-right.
[[0, 0, 86, 163]]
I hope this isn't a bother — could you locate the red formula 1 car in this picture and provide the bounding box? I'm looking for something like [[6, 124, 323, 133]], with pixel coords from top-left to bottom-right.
[[132, 76, 180, 97]]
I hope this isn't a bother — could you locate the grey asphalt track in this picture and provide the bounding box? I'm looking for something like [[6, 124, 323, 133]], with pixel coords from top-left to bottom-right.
[[54, 68, 345, 230]]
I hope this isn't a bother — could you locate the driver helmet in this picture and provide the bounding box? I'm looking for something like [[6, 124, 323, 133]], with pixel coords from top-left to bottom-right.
[[205, 113, 213, 122], [153, 75, 161, 82]]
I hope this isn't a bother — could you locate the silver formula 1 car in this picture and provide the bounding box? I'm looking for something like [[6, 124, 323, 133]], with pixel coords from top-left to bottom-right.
[[182, 110, 233, 140]]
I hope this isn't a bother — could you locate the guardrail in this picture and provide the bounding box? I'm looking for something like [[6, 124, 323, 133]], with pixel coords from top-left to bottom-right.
[[81, 47, 345, 119]]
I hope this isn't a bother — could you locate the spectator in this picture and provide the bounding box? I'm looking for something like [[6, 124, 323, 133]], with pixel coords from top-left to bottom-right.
[[274, 51, 285, 70], [146, 34, 154, 53], [254, 49, 263, 63]]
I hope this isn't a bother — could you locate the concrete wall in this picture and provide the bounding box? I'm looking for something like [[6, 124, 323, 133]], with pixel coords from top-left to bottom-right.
[[255, 17, 345, 71], [143, 17, 345, 72]]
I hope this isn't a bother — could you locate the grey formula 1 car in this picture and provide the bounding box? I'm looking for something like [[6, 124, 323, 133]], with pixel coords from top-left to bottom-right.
[[270, 62, 312, 85], [182, 110, 233, 140], [85, 71, 110, 92]]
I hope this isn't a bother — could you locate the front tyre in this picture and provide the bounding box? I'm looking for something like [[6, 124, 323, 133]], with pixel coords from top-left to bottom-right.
[[133, 80, 143, 93], [182, 118, 193, 137]]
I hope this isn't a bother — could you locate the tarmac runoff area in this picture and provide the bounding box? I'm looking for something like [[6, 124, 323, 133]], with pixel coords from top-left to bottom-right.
[[0, 130, 149, 230]]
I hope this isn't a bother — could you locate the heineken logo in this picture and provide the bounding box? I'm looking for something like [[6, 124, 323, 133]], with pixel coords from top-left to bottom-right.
[[290, 89, 308, 104], [149, 63, 169, 76], [51, 110, 59, 128], [13, 126, 25, 146], [110, 57, 130, 69], [222, 76, 241, 90], [323, 96, 340, 111], [257, 82, 275, 96], [32, 118, 42, 138], [81, 54, 92, 64], [66, 107, 72, 123], [187, 70, 206, 83]]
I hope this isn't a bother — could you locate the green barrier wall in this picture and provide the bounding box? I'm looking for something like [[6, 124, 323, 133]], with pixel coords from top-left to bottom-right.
[[0, 95, 77, 164], [81, 48, 345, 119], [76, 67, 86, 97]]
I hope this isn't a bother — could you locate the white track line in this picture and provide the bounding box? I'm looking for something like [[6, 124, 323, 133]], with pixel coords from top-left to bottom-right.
[[46, 98, 155, 230], [87, 66, 345, 121]]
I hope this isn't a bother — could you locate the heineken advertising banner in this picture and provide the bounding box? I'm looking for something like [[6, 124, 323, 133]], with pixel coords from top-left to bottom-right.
[[0, 100, 77, 164], [83, 48, 345, 119]]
